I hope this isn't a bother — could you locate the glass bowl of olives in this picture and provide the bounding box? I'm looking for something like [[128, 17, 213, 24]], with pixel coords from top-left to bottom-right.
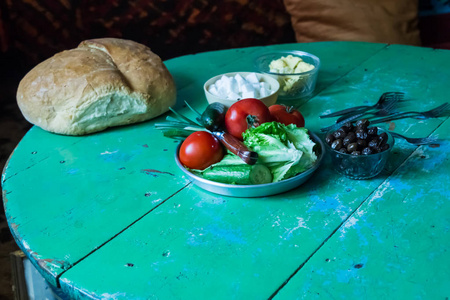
[[324, 119, 394, 180]]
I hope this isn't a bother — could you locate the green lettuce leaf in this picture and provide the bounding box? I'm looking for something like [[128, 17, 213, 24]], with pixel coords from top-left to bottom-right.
[[242, 122, 317, 182]]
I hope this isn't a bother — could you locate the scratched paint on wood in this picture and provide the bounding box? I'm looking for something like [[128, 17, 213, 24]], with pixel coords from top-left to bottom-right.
[[1, 121, 190, 286], [2, 42, 449, 298], [58, 130, 447, 299], [274, 120, 450, 299]]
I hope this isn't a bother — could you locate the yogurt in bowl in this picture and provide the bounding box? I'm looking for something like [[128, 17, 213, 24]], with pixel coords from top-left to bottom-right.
[[204, 72, 280, 107]]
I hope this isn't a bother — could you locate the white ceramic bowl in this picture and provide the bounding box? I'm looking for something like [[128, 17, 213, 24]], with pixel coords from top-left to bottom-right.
[[203, 71, 280, 108]]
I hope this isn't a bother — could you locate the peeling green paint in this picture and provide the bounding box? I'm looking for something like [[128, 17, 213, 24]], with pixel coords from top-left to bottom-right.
[[2, 42, 449, 299]]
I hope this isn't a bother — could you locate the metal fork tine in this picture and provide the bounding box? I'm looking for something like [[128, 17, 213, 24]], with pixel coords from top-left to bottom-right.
[[428, 103, 447, 113], [320, 92, 405, 118], [384, 99, 397, 110], [370, 102, 449, 124], [389, 132, 442, 145], [416, 102, 449, 119], [321, 95, 405, 132], [437, 103, 450, 113], [334, 92, 402, 123], [379, 92, 402, 104], [434, 103, 448, 111], [440, 109, 450, 117]]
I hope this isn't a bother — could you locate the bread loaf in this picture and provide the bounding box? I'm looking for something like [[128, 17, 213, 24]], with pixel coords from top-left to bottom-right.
[[16, 38, 177, 135]]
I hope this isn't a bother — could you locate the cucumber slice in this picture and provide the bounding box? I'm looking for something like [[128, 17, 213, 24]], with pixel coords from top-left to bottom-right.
[[249, 164, 272, 185], [201, 164, 272, 185]]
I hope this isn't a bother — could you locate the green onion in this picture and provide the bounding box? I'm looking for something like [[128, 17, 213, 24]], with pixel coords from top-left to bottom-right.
[[155, 101, 209, 139]]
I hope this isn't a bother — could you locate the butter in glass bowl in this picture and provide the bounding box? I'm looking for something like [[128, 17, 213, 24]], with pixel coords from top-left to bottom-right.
[[255, 50, 320, 100]]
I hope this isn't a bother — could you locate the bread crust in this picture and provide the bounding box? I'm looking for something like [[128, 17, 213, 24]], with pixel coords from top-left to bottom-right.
[[17, 38, 176, 135]]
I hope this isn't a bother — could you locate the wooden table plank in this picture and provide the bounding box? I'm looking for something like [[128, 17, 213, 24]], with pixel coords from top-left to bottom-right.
[[2, 42, 384, 287], [56, 142, 449, 299], [2, 122, 190, 286], [56, 169, 388, 299], [2, 42, 448, 297], [56, 124, 449, 299], [56, 44, 449, 299], [273, 119, 450, 299], [311, 44, 450, 135], [2, 127, 85, 181]]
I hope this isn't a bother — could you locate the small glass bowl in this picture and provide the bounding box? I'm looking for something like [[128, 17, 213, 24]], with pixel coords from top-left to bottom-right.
[[323, 128, 394, 180], [254, 50, 320, 100]]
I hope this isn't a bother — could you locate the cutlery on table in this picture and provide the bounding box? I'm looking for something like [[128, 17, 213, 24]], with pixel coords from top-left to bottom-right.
[[320, 99, 400, 132], [320, 92, 405, 119], [370, 102, 450, 125], [321, 102, 449, 132], [389, 132, 443, 146]]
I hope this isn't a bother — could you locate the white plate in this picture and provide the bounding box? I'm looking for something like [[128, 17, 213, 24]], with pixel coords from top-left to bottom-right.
[[175, 132, 324, 197]]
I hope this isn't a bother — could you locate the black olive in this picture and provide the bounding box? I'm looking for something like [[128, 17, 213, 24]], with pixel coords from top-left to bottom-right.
[[379, 132, 388, 145], [367, 127, 378, 136], [343, 138, 350, 147], [368, 139, 379, 149], [382, 144, 390, 151], [351, 151, 361, 156], [347, 142, 358, 152], [357, 139, 367, 148], [340, 123, 353, 133], [348, 131, 356, 139], [356, 119, 370, 129], [331, 139, 343, 150], [343, 134, 356, 147], [333, 129, 347, 139], [343, 132, 356, 144], [325, 134, 335, 145], [356, 129, 368, 140], [362, 147, 373, 155], [343, 122, 354, 130]]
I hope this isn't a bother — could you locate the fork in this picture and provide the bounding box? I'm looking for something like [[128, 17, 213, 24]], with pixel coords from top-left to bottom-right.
[[370, 102, 450, 125], [389, 132, 442, 145], [335, 96, 403, 123], [320, 92, 405, 118], [320, 100, 400, 132]]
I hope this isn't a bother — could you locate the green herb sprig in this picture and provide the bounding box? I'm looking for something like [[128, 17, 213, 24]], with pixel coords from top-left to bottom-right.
[[154, 101, 208, 141]]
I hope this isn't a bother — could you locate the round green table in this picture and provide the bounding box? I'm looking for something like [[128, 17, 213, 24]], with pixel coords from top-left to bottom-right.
[[2, 42, 450, 299]]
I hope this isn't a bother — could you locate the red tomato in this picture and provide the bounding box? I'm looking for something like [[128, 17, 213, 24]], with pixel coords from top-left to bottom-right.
[[225, 98, 272, 139], [179, 131, 224, 170], [269, 104, 305, 127]]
